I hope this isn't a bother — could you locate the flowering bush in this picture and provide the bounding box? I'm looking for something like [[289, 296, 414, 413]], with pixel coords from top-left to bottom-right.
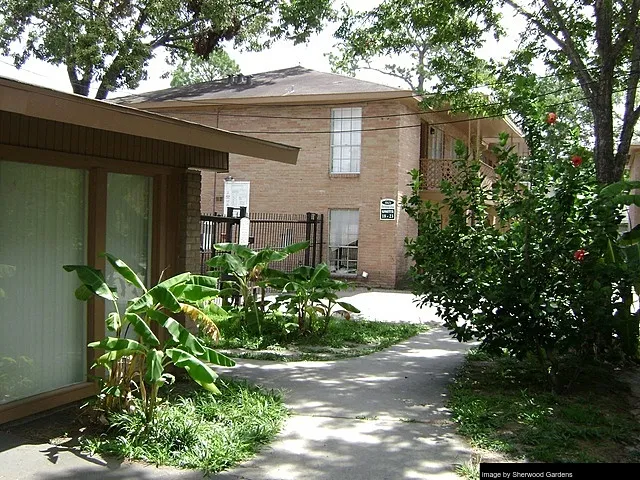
[[402, 115, 640, 388]]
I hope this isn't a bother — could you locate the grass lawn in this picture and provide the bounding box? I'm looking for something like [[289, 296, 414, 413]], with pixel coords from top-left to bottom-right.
[[208, 316, 429, 361], [449, 350, 640, 474]]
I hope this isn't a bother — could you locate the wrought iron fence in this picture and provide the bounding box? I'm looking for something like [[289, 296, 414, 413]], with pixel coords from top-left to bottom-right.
[[200, 212, 324, 274]]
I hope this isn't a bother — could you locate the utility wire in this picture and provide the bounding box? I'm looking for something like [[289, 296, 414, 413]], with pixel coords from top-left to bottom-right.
[[228, 83, 639, 134], [1, 57, 637, 135]]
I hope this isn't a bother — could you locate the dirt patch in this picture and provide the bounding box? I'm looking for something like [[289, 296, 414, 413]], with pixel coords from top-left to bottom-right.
[[1, 401, 105, 448]]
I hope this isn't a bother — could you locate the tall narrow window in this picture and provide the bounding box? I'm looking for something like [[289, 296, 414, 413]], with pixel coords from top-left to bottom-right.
[[106, 173, 153, 320], [429, 127, 445, 159], [0, 161, 86, 404], [331, 107, 362, 173], [329, 209, 359, 275]]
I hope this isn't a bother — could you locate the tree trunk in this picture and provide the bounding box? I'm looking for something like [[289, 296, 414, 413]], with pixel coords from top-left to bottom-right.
[[67, 64, 90, 97], [592, 101, 620, 183]]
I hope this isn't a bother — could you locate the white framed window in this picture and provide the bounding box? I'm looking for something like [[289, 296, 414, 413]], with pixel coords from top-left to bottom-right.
[[329, 209, 359, 275], [331, 107, 362, 174]]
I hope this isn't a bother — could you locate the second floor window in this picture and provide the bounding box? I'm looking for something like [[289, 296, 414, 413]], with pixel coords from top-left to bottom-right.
[[429, 127, 445, 159], [331, 107, 362, 174]]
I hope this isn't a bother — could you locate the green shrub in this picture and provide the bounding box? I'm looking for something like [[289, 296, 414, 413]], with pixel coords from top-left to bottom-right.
[[403, 114, 640, 387]]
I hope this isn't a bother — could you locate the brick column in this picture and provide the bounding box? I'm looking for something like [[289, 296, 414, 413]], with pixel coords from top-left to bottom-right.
[[178, 169, 202, 275]]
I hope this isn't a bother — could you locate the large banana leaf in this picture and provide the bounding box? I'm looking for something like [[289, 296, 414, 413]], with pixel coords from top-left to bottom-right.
[[172, 285, 220, 302], [147, 310, 205, 355], [74, 284, 94, 301], [63, 265, 117, 301], [167, 348, 221, 394], [198, 346, 236, 367], [144, 349, 165, 385], [208, 253, 248, 277], [280, 241, 310, 255], [106, 312, 121, 332], [247, 249, 287, 270], [101, 253, 147, 292], [125, 313, 160, 347], [94, 348, 141, 366], [337, 301, 361, 313], [129, 284, 182, 313], [88, 337, 146, 353], [187, 275, 220, 288], [157, 272, 191, 290], [213, 243, 253, 258]]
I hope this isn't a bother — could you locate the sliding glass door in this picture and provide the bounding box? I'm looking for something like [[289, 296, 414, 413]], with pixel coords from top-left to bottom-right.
[[106, 173, 153, 317], [0, 161, 87, 404]]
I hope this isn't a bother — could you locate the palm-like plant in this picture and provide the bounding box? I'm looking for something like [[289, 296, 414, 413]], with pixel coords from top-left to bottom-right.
[[65, 253, 234, 422], [207, 242, 309, 334]]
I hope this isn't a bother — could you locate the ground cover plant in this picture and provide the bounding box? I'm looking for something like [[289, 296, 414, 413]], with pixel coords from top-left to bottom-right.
[[82, 378, 287, 475], [207, 314, 428, 361], [449, 351, 640, 465], [205, 249, 427, 360]]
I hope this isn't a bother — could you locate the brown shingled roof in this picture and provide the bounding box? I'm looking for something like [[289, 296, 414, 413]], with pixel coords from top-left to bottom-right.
[[114, 66, 408, 105]]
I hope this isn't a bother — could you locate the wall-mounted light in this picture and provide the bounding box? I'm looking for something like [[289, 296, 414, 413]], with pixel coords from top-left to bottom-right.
[[224, 175, 234, 182]]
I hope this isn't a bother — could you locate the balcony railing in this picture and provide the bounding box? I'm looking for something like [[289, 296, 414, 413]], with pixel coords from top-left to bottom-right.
[[419, 158, 497, 191]]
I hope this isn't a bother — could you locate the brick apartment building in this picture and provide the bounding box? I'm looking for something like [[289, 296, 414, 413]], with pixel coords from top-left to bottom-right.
[[119, 67, 524, 288]]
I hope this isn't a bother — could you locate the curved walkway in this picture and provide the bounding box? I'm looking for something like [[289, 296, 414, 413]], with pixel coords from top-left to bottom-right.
[[0, 290, 477, 479], [213, 327, 473, 480]]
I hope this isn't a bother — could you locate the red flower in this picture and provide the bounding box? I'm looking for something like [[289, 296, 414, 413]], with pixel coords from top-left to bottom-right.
[[573, 249, 587, 262], [546, 112, 557, 124], [571, 155, 583, 167]]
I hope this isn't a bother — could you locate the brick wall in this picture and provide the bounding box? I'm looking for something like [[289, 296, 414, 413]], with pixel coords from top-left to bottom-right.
[[167, 101, 421, 288], [396, 106, 421, 286], [178, 168, 202, 275]]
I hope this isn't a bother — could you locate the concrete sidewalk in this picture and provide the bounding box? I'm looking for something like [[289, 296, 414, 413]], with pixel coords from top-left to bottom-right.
[[211, 328, 472, 480], [0, 290, 478, 479]]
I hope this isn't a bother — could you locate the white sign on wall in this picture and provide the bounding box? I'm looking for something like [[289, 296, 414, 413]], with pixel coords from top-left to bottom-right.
[[223, 180, 250, 215], [380, 198, 396, 221]]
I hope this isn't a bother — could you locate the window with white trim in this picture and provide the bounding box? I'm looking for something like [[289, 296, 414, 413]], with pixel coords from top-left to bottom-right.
[[330, 107, 362, 174], [329, 209, 359, 275]]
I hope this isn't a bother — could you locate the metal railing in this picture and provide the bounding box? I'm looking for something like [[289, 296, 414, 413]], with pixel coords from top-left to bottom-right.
[[200, 212, 324, 274]]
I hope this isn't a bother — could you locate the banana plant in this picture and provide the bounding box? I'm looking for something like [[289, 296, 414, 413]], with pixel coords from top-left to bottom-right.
[[207, 241, 309, 334], [64, 253, 235, 422], [270, 263, 360, 335]]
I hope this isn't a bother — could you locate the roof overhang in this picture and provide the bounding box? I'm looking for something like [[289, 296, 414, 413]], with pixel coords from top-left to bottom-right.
[[0, 77, 300, 165], [114, 90, 416, 110]]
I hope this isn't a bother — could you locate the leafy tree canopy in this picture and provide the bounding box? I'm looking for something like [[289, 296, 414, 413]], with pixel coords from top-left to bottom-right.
[[330, 0, 500, 94], [0, 0, 333, 99], [332, 0, 640, 184], [169, 49, 240, 87]]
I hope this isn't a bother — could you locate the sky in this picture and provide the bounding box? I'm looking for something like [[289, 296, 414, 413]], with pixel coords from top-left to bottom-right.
[[0, 1, 524, 98]]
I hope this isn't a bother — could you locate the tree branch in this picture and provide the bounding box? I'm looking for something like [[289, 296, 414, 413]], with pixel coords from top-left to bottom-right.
[[542, 0, 597, 95], [503, 0, 594, 97], [150, 18, 200, 49], [617, 24, 640, 158], [612, 0, 640, 60], [95, 8, 149, 99], [362, 63, 415, 90]]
